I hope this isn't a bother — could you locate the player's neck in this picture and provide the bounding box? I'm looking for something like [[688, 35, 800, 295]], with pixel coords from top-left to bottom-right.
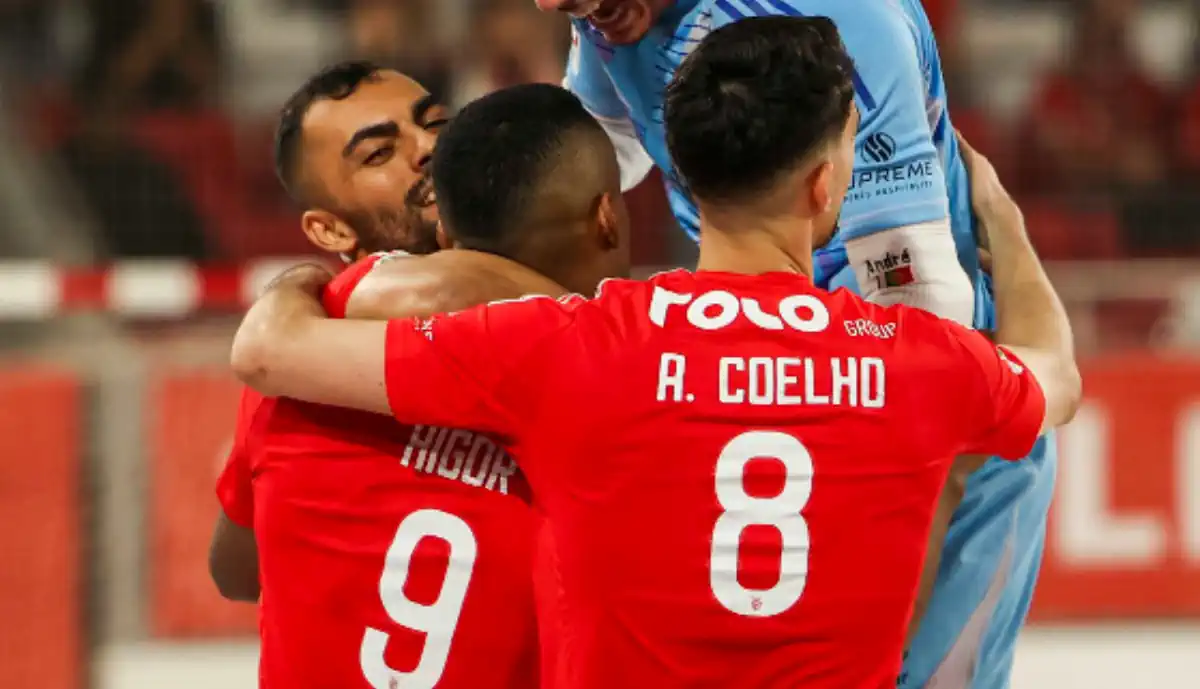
[[695, 213, 815, 279]]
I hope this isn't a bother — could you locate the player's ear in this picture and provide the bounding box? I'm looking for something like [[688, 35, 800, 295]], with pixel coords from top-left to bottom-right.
[[805, 160, 835, 218], [435, 220, 453, 250], [594, 191, 621, 250], [302, 209, 359, 256]]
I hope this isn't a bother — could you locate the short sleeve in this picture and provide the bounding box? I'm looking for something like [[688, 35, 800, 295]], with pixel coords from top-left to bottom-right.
[[776, 0, 949, 239], [932, 319, 1046, 460], [215, 387, 270, 528], [384, 295, 577, 443]]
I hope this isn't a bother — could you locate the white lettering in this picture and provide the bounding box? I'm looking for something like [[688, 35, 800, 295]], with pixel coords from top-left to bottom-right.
[[459, 435, 496, 488], [648, 286, 692, 326], [776, 358, 802, 405], [714, 357, 884, 408], [748, 357, 774, 406], [803, 358, 829, 405], [719, 357, 745, 404], [401, 425, 442, 472], [742, 298, 784, 330], [483, 452, 516, 493], [1056, 405, 1166, 565], [435, 429, 473, 480], [400, 426, 514, 495], [647, 287, 830, 332], [831, 357, 856, 406], [657, 353, 687, 402], [844, 319, 897, 339], [779, 295, 830, 332], [688, 291, 739, 330], [861, 358, 886, 408]]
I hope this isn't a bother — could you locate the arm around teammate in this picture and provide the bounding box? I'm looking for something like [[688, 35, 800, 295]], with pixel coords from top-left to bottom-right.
[[959, 135, 1082, 434]]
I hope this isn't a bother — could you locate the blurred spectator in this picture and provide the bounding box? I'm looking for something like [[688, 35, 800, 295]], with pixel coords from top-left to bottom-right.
[[76, 0, 220, 113], [51, 0, 311, 260], [452, 0, 569, 107], [51, 0, 221, 259], [346, 0, 453, 102], [0, 0, 58, 88], [59, 109, 213, 260], [1015, 0, 1172, 198], [1178, 24, 1200, 180]]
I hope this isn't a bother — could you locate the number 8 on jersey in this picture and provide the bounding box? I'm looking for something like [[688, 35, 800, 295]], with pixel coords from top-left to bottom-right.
[[710, 431, 813, 617]]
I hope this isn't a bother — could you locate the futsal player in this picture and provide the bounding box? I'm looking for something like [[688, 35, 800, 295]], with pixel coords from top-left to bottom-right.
[[211, 63, 631, 688], [539, 1, 1059, 685], [228, 18, 1081, 689]]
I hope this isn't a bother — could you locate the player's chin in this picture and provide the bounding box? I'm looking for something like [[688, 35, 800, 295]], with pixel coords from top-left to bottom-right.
[[592, 5, 653, 44]]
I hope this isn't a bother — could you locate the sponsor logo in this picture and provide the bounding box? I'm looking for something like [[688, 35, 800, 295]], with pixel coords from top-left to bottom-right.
[[648, 287, 831, 332], [860, 132, 897, 163], [847, 133, 937, 202], [863, 249, 915, 289], [844, 319, 897, 339]]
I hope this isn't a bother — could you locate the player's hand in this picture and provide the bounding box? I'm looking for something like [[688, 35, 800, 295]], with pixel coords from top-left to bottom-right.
[[233, 263, 334, 391], [261, 262, 335, 298], [957, 131, 1023, 249], [978, 248, 992, 275]]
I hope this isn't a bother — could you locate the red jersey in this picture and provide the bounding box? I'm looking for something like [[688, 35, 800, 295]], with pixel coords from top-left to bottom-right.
[[380, 269, 1044, 689], [216, 252, 540, 689]]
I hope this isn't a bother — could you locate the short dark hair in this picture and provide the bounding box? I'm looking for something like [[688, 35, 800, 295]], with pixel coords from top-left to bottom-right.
[[664, 16, 856, 204], [431, 83, 606, 254], [274, 60, 386, 205]]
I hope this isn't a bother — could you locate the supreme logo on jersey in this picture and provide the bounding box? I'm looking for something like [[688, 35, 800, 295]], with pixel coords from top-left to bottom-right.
[[864, 249, 915, 289]]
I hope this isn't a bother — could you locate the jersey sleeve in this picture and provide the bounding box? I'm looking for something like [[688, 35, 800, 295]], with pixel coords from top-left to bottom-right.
[[796, 0, 950, 238], [564, 23, 625, 119], [563, 23, 654, 191], [215, 387, 269, 528], [384, 296, 577, 443], [915, 315, 1046, 460]]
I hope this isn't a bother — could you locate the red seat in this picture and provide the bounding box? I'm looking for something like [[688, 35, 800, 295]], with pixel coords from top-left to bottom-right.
[[1178, 81, 1200, 174], [134, 111, 309, 259], [1021, 200, 1123, 260], [1093, 298, 1171, 350]]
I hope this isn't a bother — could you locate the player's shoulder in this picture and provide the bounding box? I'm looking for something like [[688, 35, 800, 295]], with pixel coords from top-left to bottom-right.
[[322, 250, 412, 318]]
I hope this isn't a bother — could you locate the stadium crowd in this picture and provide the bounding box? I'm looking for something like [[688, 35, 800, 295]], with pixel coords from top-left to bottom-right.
[[0, 0, 1196, 265]]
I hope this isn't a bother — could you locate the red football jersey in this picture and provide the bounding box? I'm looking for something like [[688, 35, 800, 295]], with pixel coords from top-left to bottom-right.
[[380, 269, 1044, 689], [216, 252, 540, 689]]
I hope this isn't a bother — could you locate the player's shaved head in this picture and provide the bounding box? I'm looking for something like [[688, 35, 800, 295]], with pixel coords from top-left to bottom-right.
[[665, 16, 858, 249], [431, 83, 630, 294]]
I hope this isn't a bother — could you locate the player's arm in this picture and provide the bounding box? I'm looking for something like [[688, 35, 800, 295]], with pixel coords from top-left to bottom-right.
[[905, 452, 985, 645], [563, 25, 653, 192], [232, 264, 391, 414], [799, 0, 972, 324], [231, 264, 567, 439], [209, 514, 258, 602], [959, 136, 1082, 433], [208, 388, 264, 602], [345, 251, 566, 321]]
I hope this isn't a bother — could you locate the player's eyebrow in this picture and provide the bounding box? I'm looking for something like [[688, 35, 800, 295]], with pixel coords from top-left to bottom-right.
[[412, 94, 439, 126], [342, 121, 400, 158]]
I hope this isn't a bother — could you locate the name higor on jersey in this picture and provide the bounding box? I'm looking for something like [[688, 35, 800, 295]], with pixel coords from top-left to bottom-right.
[[651, 287, 887, 408], [403, 424, 518, 494]]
